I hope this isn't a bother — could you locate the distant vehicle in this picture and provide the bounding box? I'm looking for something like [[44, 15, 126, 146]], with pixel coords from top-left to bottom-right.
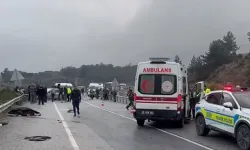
[[55, 83, 73, 87], [133, 57, 189, 127], [88, 83, 103, 97], [47, 88, 59, 100], [195, 86, 250, 150], [88, 83, 103, 89], [119, 83, 127, 90]]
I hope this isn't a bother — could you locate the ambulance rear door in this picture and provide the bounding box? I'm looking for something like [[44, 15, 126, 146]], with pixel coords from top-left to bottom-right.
[[134, 61, 179, 111]]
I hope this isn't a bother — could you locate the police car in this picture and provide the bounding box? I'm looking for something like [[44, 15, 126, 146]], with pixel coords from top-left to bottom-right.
[[195, 86, 250, 150]]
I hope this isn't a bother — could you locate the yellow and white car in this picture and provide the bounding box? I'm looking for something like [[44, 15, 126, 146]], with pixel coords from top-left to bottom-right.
[[195, 87, 250, 150]]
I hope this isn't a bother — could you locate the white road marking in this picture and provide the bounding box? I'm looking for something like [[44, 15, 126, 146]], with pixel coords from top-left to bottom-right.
[[85, 102, 214, 150], [54, 102, 80, 150]]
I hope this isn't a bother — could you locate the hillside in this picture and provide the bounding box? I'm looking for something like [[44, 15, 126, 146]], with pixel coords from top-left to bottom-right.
[[207, 53, 250, 86]]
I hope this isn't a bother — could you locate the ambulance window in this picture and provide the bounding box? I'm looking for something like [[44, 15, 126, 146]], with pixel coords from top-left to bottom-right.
[[138, 75, 155, 94], [161, 75, 176, 95], [182, 77, 187, 94]]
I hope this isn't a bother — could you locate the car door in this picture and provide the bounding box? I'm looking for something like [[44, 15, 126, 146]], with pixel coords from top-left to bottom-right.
[[204, 92, 223, 128], [219, 92, 238, 133]]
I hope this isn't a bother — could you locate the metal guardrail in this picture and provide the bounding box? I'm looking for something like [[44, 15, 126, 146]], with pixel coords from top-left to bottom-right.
[[115, 95, 129, 104], [0, 94, 27, 114]]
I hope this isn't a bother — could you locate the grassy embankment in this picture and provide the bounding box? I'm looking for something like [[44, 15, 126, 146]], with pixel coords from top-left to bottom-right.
[[0, 88, 18, 105]]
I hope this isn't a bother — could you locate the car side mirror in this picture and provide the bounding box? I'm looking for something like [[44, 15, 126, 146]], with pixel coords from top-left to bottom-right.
[[223, 102, 233, 110]]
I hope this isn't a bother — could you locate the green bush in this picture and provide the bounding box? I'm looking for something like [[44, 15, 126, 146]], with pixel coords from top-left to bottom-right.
[[0, 88, 18, 105]]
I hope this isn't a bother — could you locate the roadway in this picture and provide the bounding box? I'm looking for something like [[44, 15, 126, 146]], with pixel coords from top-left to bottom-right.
[[0, 97, 240, 150]]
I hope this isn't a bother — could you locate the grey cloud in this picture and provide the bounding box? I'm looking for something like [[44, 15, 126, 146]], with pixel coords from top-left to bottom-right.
[[0, 0, 250, 72]]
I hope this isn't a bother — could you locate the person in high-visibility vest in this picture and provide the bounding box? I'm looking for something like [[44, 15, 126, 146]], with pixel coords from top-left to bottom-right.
[[67, 87, 72, 102], [204, 85, 211, 94]]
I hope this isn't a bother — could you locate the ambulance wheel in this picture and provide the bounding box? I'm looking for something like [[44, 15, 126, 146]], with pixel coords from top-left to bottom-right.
[[137, 119, 145, 126], [196, 115, 210, 136], [236, 124, 250, 150], [177, 117, 184, 128]]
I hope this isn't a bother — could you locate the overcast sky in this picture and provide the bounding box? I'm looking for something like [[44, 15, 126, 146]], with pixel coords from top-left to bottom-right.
[[0, 0, 250, 72]]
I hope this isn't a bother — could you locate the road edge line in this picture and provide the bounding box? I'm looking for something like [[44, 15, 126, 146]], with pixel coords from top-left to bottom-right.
[[53, 102, 80, 150], [85, 102, 214, 150]]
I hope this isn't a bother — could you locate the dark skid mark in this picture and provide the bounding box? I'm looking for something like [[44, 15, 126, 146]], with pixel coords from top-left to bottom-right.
[[8, 107, 41, 116], [67, 109, 73, 113], [24, 136, 51, 141], [0, 122, 8, 126]]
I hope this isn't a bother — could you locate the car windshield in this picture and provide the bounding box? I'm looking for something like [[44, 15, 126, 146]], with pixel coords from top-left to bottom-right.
[[233, 92, 250, 108]]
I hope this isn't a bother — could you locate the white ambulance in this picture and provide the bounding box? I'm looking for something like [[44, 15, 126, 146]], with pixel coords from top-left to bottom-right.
[[133, 58, 189, 127]]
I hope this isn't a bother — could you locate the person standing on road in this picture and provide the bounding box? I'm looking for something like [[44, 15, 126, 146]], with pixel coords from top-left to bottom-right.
[[71, 87, 81, 117], [126, 89, 135, 110], [30, 84, 37, 103], [112, 90, 117, 102], [37, 86, 45, 105], [28, 85, 31, 101], [63, 86, 67, 101], [81, 88, 85, 96], [67, 86, 72, 102], [57, 84, 63, 100], [43, 85, 47, 103], [51, 88, 55, 102]]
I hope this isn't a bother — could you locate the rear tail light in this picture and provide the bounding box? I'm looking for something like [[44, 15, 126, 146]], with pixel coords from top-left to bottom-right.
[[177, 94, 182, 112], [177, 94, 182, 102]]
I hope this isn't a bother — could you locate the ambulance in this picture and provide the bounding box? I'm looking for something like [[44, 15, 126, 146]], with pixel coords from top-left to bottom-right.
[[133, 58, 189, 127]]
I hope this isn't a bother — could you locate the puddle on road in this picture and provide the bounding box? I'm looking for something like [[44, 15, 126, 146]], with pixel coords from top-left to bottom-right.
[[72, 120, 81, 123]]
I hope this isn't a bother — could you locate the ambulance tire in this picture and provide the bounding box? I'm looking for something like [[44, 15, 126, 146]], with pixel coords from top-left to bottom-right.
[[196, 115, 210, 136], [236, 124, 250, 150], [137, 119, 145, 126], [177, 117, 184, 128]]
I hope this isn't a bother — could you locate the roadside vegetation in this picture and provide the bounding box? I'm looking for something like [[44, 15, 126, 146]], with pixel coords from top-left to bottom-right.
[[0, 88, 18, 105]]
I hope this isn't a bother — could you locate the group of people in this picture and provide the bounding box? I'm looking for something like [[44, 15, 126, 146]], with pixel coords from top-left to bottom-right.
[[28, 84, 47, 105], [57, 84, 73, 102], [89, 88, 117, 101], [27, 83, 82, 117]]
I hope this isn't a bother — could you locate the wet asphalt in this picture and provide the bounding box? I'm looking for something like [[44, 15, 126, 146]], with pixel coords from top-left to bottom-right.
[[0, 96, 240, 150]]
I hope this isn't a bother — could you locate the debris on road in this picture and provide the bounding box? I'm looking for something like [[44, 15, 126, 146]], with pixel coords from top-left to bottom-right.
[[67, 109, 73, 113], [0, 121, 8, 127], [8, 107, 41, 116], [24, 136, 51, 141]]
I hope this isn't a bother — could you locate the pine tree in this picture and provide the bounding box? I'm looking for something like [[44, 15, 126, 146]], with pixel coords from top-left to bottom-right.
[[174, 55, 182, 64]]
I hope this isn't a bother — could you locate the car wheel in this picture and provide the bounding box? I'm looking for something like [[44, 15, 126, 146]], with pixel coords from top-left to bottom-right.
[[137, 119, 145, 126], [196, 115, 210, 136], [236, 124, 250, 150]]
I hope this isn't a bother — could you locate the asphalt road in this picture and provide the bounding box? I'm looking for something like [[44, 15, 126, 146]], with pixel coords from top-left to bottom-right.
[[0, 97, 240, 150]]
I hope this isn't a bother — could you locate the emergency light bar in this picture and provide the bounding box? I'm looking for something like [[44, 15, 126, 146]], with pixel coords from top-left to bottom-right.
[[224, 86, 248, 92], [149, 57, 170, 62]]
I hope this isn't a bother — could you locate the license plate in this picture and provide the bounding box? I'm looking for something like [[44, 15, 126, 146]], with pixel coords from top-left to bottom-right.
[[141, 111, 154, 115]]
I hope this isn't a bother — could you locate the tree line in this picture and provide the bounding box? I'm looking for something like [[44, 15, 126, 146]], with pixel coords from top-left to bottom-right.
[[1, 31, 250, 87], [0, 64, 137, 87]]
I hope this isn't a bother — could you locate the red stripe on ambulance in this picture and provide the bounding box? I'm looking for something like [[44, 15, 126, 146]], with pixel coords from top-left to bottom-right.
[[135, 96, 178, 101]]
